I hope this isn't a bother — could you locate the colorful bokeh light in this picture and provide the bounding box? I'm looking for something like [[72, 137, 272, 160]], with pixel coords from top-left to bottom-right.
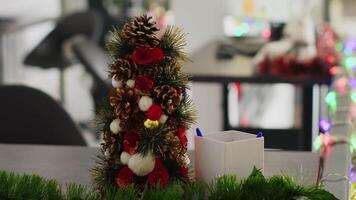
[[325, 91, 337, 113], [319, 119, 332, 133], [345, 57, 356, 70], [352, 92, 356, 104]]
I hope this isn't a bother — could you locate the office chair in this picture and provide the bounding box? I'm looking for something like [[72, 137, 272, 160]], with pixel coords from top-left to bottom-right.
[[0, 85, 86, 146], [71, 37, 111, 111], [24, 10, 104, 104]]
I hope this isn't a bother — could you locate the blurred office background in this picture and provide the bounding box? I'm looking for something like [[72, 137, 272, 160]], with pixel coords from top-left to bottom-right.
[[0, 0, 355, 149]]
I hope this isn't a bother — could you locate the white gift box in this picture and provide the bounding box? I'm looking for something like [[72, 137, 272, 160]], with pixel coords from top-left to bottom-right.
[[195, 130, 264, 183]]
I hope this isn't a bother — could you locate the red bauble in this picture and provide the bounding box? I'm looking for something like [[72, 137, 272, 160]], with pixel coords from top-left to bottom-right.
[[151, 48, 164, 62], [132, 48, 152, 65], [180, 166, 189, 178], [177, 128, 188, 147], [132, 48, 164, 65], [148, 159, 170, 187], [123, 130, 140, 154], [135, 76, 154, 91], [146, 104, 162, 121], [116, 166, 135, 188]]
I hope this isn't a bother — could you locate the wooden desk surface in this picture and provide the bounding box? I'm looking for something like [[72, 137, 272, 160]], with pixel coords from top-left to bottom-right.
[[0, 144, 318, 187]]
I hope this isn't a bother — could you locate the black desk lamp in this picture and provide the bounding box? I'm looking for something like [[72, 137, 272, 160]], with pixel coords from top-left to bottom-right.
[[24, 10, 103, 104]]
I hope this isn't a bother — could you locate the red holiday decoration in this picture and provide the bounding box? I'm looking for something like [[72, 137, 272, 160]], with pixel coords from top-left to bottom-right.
[[256, 24, 339, 78], [132, 47, 164, 65], [146, 105, 162, 121], [180, 166, 189, 178], [148, 159, 170, 187], [135, 76, 154, 91], [151, 48, 164, 62], [177, 128, 188, 147], [115, 166, 135, 187], [123, 130, 140, 154], [132, 48, 152, 65]]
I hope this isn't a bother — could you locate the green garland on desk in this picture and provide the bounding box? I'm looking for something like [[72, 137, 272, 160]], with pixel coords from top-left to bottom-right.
[[0, 168, 337, 200]]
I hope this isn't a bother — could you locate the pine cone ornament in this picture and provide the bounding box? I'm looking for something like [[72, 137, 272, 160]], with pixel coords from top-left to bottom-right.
[[153, 85, 181, 114], [122, 15, 160, 48], [110, 88, 140, 122], [102, 132, 120, 159], [165, 132, 185, 166], [111, 58, 137, 80]]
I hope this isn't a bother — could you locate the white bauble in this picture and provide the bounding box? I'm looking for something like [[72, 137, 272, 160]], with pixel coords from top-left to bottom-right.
[[159, 114, 168, 124], [128, 152, 155, 176], [138, 96, 153, 112], [120, 151, 131, 164], [126, 79, 135, 88], [110, 118, 122, 134], [112, 75, 122, 88]]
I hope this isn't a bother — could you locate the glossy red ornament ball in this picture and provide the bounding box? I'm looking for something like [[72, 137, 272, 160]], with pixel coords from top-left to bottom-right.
[[146, 104, 162, 121], [135, 76, 154, 91], [148, 158, 169, 187], [116, 166, 135, 188]]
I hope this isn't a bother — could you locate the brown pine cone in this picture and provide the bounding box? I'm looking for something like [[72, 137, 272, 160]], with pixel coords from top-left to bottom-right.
[[164, 132, 186, 166], [110, 88, 140, 121], [122, 15, 160, 47], [153, 85, 180, 114], [111, 58, 137, 80], [166, 118, 179, 132], [102, 132, 118, 154]]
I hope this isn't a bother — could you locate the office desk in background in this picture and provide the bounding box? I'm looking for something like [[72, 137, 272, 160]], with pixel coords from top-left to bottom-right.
[[183, 40, 331, 151]]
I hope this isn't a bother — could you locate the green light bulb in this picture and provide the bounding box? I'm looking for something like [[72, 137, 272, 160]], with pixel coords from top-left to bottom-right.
[[351, 133, 356, 152], [313, 135, 321, 151], [352, 92, 356, 104], [345, 57, 356, 70], [335, 42, 343, 52], [325, 91, 337, 113]]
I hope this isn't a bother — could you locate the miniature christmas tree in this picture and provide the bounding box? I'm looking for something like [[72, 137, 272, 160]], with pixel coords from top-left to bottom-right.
[[92, 15, 196, 192]]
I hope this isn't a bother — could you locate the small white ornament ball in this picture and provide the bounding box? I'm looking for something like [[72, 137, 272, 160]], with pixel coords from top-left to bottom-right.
[[159, 114, 168, 124], [128, 152, 155, 176], [120, 151, 131, 165], [138, 96, 153, 112], [110, 118, 122, 134], [126, 79, 135, 88], [111, 75, 122, 88]]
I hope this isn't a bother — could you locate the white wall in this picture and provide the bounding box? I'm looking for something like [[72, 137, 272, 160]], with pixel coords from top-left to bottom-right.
[[171, 0, 225, 53], [171, 0, 227, 139]]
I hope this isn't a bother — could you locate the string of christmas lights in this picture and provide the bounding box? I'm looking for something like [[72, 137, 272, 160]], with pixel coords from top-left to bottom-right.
[[313, 38, 356, 199]]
